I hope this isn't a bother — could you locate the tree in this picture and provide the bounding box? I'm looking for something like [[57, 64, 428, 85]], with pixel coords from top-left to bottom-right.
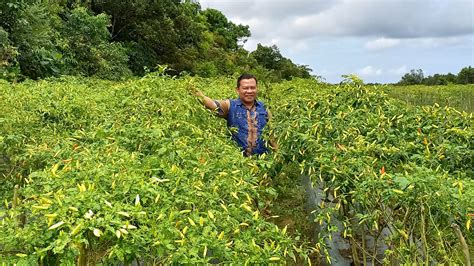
[[0, 1, 63, 79], [457, 66, 474, 84], [201, 8, 250, 51], [399, 69, 424, 85], [250, 44, 312, 81], [61, 7, 131, 80], [251, 44, 283, 70], [90, 0, 204, 75], [423, 74, 448, 85], [0, 27, 20, 80], [0, 0, 314, 81]]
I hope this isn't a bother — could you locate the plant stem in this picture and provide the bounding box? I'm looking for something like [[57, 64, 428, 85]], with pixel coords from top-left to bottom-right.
[[451, 223, 471, 266], [361, 229, 367, 266], [78, 243, 88, 266], [12, 184, 19, 208], [420, 205, 428, 265], [350, 236, 360, 266]]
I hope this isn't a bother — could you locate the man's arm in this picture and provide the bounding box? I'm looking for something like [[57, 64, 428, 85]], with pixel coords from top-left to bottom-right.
[[189, 85, 230, 117], [195, 90, 218, 110]]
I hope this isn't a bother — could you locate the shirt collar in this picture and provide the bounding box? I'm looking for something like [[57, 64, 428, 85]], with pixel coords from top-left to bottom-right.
[[237, 98, 260, 108]]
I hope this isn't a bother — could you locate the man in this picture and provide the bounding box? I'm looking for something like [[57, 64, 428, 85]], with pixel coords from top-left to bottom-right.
[[191, 73, 276, 156]]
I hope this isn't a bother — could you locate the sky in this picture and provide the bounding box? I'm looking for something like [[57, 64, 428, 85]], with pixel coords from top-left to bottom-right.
[[198, 0, 474, 83]]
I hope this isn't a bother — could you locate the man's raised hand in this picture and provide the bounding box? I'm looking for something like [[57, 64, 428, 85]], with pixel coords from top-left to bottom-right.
[[186, 80, 205, 101]]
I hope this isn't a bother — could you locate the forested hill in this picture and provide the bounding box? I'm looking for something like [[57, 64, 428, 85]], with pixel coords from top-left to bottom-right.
[[0, 0, 312, 82]]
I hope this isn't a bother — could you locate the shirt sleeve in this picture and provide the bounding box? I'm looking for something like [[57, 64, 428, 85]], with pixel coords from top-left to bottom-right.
[[214, 99, 230, 118]]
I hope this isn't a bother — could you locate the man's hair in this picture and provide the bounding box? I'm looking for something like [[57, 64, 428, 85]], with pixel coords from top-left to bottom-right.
[[237, 73, 258, 88]]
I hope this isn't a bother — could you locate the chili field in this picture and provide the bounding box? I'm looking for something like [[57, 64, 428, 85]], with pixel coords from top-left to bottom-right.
[[384, 84, 474, 113], [0, 75, 472, 264]]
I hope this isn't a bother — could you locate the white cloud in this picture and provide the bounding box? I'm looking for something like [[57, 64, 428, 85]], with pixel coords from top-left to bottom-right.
[[365, 38, 401, 50], [357, 66, 383, 76], [198, 0, 474, 83], [200, 0, 473, 42], [408, 36, 467, 48], [362, 36, 468, 51], [389, 65, 408, 75], [288, 0, 473, 38], [199, 0, 336, 19]]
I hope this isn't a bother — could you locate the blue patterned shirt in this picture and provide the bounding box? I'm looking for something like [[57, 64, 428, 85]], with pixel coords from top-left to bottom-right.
[[215, 99, 270, 156]]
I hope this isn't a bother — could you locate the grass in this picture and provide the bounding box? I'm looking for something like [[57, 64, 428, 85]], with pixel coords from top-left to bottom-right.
[[383, 84, 474, 113]]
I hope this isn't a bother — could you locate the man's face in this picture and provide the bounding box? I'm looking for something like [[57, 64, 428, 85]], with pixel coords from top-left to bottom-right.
[[236, 78, 257, 105]]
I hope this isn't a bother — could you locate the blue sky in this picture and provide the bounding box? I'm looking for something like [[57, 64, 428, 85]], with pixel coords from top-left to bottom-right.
[[199, 0, 474, 83]]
